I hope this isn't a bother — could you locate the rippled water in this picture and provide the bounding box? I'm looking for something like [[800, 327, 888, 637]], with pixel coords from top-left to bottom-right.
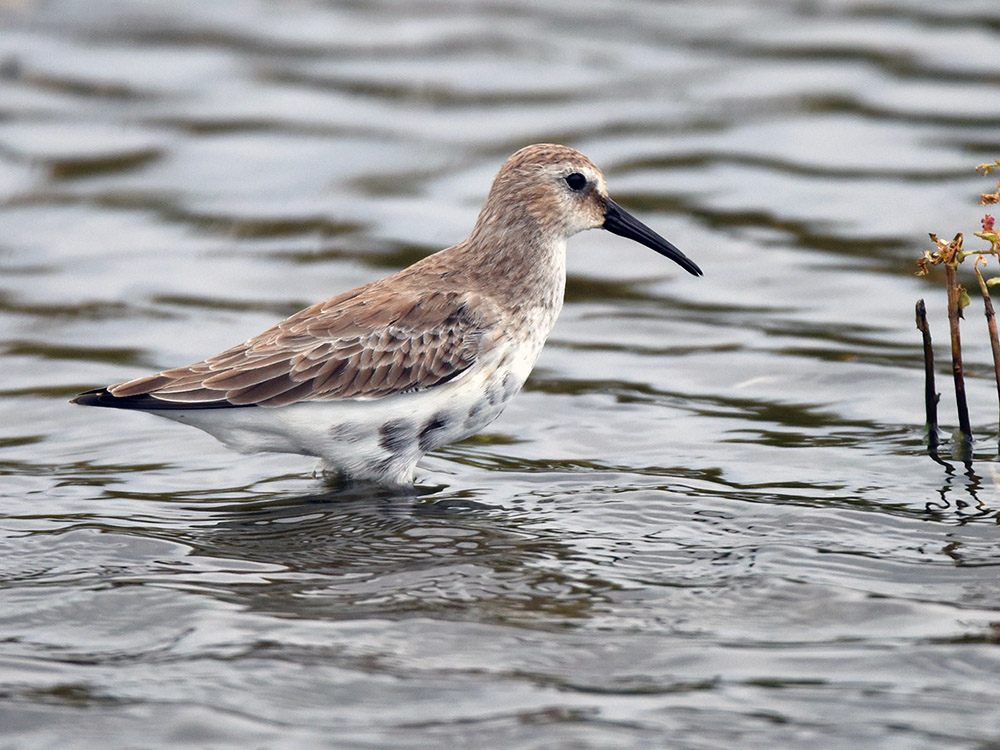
[[2, 0, 1000, 748]]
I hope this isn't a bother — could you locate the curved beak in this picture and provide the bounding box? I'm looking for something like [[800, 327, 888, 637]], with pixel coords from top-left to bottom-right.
[[602, 198, 702, 277]]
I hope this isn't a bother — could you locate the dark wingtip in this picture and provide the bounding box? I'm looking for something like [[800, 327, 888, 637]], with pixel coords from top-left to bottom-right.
[[71, 387, 244, 411], [71, 388, 119, 407]]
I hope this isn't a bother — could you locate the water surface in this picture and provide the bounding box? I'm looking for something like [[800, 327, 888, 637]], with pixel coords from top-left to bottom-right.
[[1, 1, 999, 748]]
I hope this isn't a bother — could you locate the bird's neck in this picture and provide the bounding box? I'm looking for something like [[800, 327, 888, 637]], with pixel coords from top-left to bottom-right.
[[463, 217, 568, 313]]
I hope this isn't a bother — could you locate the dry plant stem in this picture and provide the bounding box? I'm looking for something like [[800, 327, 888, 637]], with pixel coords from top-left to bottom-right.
[[945, 262, 974, 446], [915, 299, 939, 449], [973, 262, 1000, 442]]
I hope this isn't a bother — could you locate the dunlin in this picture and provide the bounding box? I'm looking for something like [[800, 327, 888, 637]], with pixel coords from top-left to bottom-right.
[[73, 144, 701, 483]]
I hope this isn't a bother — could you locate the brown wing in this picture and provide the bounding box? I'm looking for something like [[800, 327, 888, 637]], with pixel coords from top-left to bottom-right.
[[108, 287, 500, 408]]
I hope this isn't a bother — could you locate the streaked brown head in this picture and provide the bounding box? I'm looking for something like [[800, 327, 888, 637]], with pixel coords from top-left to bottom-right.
[[472, 143, 701, 276]]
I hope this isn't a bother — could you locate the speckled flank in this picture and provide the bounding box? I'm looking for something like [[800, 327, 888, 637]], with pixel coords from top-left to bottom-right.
[[501, 371, 519, 400], [378, 419, 415, 453], [485, 375, 503, 406], [328, 422, 367, 442], [465, 398, 489, 428], [418, 411, 453, 452]]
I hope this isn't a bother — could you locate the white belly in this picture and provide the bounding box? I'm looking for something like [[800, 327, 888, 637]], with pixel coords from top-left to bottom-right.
[[144, 342, 541, 484]]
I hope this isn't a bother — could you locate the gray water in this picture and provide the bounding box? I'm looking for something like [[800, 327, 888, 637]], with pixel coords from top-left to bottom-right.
[[2, 1, 1000, 748]]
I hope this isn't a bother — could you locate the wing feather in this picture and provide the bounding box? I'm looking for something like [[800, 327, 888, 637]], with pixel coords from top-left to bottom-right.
[[107, 287, 501, 408], [202, 360, 292, 390]]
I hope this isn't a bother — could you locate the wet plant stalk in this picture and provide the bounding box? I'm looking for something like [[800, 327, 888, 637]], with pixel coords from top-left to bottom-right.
[[944, 262, 974, 448], [914, 299, 939, 449], [973, 262, 1000, 444]]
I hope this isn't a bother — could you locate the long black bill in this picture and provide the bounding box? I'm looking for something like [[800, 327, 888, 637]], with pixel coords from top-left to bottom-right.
[[602, 198, 702, 277]]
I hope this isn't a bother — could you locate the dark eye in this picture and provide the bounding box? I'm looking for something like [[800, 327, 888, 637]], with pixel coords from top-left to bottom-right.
[[564, 173, 587, 191]]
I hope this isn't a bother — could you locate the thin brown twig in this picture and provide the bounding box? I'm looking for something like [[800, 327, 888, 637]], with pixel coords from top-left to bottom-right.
[[914, 299, 939, 449], [973, 257, 1000, 449], [944, 259, 974, 452]]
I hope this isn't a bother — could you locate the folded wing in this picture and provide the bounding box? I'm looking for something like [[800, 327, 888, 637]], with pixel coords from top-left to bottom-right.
[[100, 287, 498, 409]]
